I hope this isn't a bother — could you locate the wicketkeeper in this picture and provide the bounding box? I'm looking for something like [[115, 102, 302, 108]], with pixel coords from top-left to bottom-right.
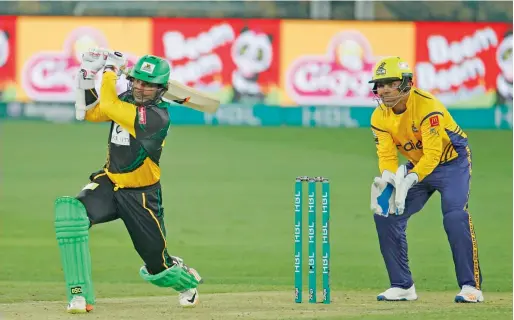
[[369, 56, 483, 303], [54, 48, 202, 313]]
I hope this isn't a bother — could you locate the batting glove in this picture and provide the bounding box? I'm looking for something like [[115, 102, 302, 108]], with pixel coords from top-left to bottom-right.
[[394, 165, 418, 215], [104, 50, 128, 77], [78, 47, 108, 83]]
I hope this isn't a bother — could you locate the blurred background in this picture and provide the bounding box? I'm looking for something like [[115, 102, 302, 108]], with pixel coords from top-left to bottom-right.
[[0, 0, 511, 128], [1, 0, 512, 21]]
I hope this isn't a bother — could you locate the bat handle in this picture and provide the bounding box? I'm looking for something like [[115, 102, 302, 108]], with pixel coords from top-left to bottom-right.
[[75, 108, 86, 121]]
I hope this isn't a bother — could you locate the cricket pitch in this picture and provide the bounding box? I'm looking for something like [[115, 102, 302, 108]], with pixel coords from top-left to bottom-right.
[[1, 291, 512, 320]]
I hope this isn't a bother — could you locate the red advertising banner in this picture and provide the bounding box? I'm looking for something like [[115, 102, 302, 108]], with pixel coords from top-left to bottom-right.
[[0, 16, 16, 102], [415, 22, 512, 108], [17, 17, 151, 102], [153, 18, 281, 105]]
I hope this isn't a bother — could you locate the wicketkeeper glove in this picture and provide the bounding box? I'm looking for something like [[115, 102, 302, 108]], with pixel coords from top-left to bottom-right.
[[380, 169, 397, 187], [394, 165, 418, 215], [370, 176, 397, 217]]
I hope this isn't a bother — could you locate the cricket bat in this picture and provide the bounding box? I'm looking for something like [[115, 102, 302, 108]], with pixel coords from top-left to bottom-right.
[[163, 80, 220, 114], [122, 68, 220, 114]]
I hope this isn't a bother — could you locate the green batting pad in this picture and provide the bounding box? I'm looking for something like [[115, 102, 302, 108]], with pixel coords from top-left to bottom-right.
[[139, 265, 199, 292], [55, 196, 95, 305]]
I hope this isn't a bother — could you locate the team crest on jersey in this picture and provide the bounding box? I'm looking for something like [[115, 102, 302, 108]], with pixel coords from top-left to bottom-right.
[[411, 122, 419, 133], [429, 127, 439, 136]]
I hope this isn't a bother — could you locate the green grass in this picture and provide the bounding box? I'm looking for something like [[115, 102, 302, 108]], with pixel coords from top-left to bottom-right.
[[0, 122, 512, 319]]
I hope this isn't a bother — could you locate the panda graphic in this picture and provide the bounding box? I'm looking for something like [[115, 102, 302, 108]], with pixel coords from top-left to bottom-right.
[[496, 30, 513, 107], [230, 27, 273, 104]]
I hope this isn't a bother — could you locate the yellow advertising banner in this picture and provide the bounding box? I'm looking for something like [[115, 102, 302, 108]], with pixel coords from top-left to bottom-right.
[[280, 20, 415, 106], [16, 17, 151, 102]]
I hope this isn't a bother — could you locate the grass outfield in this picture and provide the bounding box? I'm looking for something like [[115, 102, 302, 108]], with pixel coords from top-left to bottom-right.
[[0, 122, 512, 319]]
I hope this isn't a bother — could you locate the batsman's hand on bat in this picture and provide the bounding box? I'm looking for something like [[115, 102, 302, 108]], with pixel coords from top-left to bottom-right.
[[394, 165, 418, 215], [104, 50, 127, 78], [75, 47, 107, 120], [78, 47, 108, 89]]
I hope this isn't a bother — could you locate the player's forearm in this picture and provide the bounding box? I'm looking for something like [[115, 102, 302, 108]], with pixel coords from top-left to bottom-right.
[[99, 71, 136, 136], [82, 88, 108, 122], [410, 150, 441, 181], [372, 127, 398, 175], [84, 104, 109, 122], [99, 71, 122, 107], [379, 157, 398, 175]]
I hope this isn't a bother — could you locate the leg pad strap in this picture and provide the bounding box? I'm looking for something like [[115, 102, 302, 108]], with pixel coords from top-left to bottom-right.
[[139, 264, 199, 292]]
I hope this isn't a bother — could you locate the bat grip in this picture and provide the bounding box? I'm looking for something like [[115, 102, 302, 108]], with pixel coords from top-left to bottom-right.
[[75, 108, 86, 121]]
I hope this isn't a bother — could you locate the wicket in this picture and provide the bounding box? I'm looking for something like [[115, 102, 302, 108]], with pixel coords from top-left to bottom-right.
[[294, 176, 330, 304]]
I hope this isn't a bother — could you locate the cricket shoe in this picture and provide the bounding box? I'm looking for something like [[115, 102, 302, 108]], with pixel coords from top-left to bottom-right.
[[377, 284, 418, 301], [455, 285, 484, 303], [66, 295, 93, 313], [179, 288, 199, 307]]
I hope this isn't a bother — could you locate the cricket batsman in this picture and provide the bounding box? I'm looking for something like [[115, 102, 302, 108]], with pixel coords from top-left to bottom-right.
[[368, 56, 483, 303], [54, 48, 202, 313]]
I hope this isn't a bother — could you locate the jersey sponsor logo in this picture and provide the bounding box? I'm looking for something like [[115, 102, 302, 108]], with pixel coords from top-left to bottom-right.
[[429, 115, 440, 127], [111, 123, 130, 146], [397, 140, 423, 151], [138, 106, 147, 125]]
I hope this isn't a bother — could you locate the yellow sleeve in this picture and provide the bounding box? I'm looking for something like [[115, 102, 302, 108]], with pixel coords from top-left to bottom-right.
[[85, 104, 110, 122], [76, 88, 109, 122], [99, 71, 137, 137], [371, 113, 398, 174], [410, 111, 444, 181]]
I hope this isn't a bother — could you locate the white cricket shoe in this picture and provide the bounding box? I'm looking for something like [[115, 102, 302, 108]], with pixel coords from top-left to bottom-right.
[[455, 285, 484, 303], [377, 284, 418, 301], [66, 295, 93, 313], [179, 288, 199, 307]]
